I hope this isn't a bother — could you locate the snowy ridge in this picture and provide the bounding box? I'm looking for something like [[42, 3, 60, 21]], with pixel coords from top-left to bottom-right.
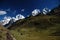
[[42, 8, 51, 15], [31, 8, 51, 16], [0, 8, 51, 26], [32, 9, 41, 16], [0, 14, 25, 25]]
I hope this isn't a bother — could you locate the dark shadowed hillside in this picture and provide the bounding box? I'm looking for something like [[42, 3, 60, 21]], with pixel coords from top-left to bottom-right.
[[9, 6, 60, 40]]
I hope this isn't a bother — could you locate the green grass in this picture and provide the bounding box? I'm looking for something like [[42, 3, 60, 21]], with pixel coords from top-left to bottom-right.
[[3, 23, 60, 40], [10, 24, 60, 40], [0, 25, 8, 40], [9, 15, 60, 40]]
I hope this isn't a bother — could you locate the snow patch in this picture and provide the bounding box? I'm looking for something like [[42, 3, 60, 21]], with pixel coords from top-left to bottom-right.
[[32, 9, 41, 16]]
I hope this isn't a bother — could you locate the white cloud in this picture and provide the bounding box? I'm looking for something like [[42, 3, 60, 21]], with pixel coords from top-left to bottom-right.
[[21, 9, 25, 12], [0, 11, 7, 15], [43, 8, 51, 15], [6, 8, 10, 11], [32, 9, 40, 16]]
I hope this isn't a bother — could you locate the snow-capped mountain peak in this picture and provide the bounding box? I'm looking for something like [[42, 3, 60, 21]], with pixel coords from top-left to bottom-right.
[[16, 14, 25, 20], [0, 8, 51, 26], [0, 16, 12, 25], [0, 14, 25, 26], [42, 8, 51, 15], [32, 9, 41, 16], [13, 14, 25, 22]]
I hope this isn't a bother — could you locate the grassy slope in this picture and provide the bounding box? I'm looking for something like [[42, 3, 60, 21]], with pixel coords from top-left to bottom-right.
[[0, 25, 8, 40], [9, 15, 60, 40], [0, 25, 14, 40]]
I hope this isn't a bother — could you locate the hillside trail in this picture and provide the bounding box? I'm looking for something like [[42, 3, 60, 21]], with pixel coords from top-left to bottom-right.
[[6, 31, 16, 40]]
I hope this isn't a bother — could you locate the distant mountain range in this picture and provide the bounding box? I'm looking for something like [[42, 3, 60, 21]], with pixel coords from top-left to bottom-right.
[[0, 14, 25, 26], [0, 8, 51, 27], [0, 5, 60, 28], [9, 5, 60, 28]]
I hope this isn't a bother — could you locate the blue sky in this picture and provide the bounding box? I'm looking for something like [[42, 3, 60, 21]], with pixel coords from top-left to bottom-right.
[[0, 0, 60, 20]]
